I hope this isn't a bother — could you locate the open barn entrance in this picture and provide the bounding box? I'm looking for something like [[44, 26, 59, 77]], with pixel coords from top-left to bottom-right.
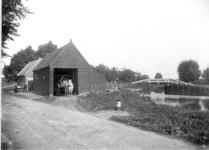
[[54, 68, 78, 96]]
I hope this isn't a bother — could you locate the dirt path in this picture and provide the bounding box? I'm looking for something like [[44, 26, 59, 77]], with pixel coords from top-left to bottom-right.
[[2, 92, 197, 150]]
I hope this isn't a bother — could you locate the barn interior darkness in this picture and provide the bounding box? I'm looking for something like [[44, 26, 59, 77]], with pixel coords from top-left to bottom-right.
[[54, 68, 78, 96]]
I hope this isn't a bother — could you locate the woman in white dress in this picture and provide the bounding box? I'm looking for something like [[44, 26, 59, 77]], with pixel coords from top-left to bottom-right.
[[68, 80, 74, 96]]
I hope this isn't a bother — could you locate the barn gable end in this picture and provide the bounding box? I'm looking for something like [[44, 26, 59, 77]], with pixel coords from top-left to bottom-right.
[[51, 41, 90, 68], [33, 40, 105, 96]]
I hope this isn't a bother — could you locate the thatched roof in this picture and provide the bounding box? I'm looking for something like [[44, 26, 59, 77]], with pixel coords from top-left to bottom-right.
[[17, 58, 42, 77]]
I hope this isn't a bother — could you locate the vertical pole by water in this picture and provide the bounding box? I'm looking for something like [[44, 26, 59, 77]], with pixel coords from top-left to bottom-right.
[[194, 86, 195, 96], [183, 85, 184, 95], [178, 84, 179, 95], [172, 83, 173, 94]]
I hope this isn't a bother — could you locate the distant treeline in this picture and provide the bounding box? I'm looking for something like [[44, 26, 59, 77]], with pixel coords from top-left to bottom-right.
[[93, 64, 149, 83], [2, 41, 58, 82]]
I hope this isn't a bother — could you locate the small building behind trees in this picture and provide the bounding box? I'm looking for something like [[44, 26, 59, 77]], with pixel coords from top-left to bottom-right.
[[17, 58, 42, 91], [33, 40, 105, 96]]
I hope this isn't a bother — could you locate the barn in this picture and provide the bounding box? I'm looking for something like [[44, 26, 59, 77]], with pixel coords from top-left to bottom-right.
[[17, 58, 42, 91], [33, 40, 105, 96]]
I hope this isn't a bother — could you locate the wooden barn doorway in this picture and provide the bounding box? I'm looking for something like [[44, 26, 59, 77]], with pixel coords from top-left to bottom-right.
[[54, 68, 78, 96]]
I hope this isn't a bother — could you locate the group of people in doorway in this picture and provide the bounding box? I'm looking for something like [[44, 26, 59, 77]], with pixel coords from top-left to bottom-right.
[[56, 77, 74, 96]]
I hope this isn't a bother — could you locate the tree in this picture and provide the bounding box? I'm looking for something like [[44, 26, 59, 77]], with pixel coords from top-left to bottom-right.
[[134, 72, 149, 81], [155, 73, 163, 79], [119, 69, 136, 83], [3, 46, 36, 81], [2, 65, 14, 81], [35, 41, 58, 58], [95, 64, 110, 82], [109, 67, 119, 82], [94, 64, 149, 83], [202, 67, 209, 81], [177, 59, 201, 83], [134, 72, 141, 81], [141, 74, 149, 80], [2, 0, 31, 57]]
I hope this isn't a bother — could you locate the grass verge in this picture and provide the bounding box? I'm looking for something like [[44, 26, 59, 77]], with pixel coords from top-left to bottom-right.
[[78, 90, 209, 146]]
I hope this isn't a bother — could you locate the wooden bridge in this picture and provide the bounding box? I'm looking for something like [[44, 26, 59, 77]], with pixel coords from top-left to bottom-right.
[[132, 79, 209, 96], [132, 79, 195, 86]]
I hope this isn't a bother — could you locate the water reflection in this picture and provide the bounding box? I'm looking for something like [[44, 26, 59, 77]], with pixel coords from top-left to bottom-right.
[[143, 92, 209, 111]]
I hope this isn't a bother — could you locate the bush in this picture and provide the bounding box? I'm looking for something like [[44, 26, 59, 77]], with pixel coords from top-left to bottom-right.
[[79, 91, 120, 111], [182, 102, 201, 111]]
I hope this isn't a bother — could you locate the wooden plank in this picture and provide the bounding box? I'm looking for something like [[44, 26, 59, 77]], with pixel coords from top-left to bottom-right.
[[49, 67, 54, 97]]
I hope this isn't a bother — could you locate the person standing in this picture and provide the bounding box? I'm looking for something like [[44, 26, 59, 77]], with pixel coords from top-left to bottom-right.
[[68, 80, 74, 96]]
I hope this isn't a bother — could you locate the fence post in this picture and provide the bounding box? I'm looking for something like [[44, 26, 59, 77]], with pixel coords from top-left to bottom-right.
[[183, 85, 184, 95], [178, 84, 180, 95], [194, 86, 195, 96], [172, 83, 173, 94]]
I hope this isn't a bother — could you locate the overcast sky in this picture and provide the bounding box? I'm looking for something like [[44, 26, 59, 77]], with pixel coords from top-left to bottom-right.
[[2, 0, 209, 79]]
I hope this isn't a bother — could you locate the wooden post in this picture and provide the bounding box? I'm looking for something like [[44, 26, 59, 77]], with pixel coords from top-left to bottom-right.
[[183, 85, 184, 95], [178, 84, 179, 95], [194, 86, 195, 96], [49, 67, 54, 97], [171, 83, 173, 94]]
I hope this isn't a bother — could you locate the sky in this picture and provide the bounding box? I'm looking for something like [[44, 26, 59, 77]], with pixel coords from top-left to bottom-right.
[[2, 0, 209, 79]]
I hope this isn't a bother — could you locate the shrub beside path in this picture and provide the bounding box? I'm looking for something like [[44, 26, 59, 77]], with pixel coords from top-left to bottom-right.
[[2, 91, 199, 149]]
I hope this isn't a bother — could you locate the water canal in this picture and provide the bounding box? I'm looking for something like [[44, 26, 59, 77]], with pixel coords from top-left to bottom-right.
[[143, 92, 209, 111]]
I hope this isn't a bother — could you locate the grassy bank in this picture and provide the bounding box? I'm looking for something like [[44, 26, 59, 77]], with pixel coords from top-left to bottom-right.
[[78, 90, 209, 146]]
